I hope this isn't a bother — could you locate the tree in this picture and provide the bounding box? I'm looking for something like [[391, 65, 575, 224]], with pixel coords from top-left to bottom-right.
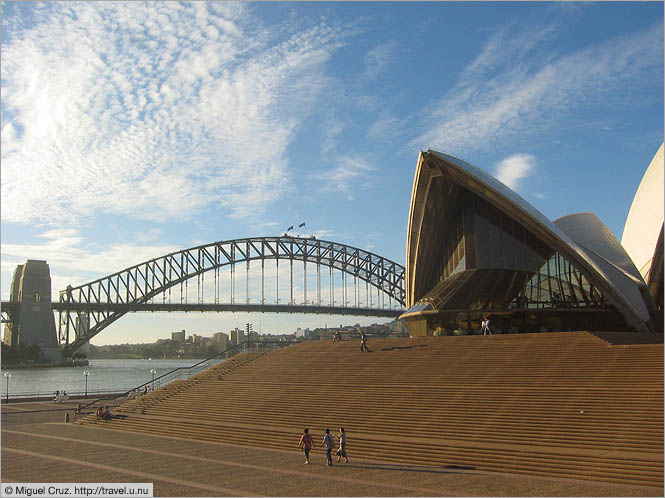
[[1, 342, 17, 362], [22, 344, 42, 362]]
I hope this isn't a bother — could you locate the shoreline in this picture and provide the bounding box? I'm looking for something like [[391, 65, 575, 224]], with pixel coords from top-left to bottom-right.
[[1, 360, 89, 370]]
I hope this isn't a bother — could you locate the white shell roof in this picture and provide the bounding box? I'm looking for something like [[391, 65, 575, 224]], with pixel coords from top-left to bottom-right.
[[422, 150, 655, 333], [554, 213, 650, 323], [621, 143, 664, 279]]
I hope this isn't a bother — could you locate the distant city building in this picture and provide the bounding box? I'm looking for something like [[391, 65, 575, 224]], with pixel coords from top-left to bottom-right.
[[214, 332, 229, 352], [228, 328, 243, 347], [294, 327, 311, 339], [172, 330, 185, 344], [390, 319, 407, 335]]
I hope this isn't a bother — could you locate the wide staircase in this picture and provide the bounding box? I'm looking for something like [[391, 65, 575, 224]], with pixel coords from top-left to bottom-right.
[[79, 331, 663, 488]]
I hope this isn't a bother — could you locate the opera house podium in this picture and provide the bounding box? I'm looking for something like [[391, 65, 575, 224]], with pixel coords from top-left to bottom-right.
[[81, 332, 663, 488]]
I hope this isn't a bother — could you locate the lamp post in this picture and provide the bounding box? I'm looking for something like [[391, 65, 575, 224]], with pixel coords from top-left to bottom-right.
[[83, 370, 89, 398], [4, 372, 11, 402], [150, 368, 156, 391]]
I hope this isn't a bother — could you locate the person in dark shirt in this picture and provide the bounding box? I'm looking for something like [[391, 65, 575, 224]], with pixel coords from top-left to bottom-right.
[[360, 331, 371, 352]]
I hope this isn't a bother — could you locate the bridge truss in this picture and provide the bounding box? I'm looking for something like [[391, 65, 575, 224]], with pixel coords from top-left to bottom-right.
[[58, 236, 405, 352]]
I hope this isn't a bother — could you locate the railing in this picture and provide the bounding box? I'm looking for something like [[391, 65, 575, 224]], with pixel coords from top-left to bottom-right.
[[318, 330, 409, 341], [2, 388, 130, 400], [77, 340, 300, 413]]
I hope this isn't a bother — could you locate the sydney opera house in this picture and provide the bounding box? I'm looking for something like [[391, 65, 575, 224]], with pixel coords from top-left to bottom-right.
[[401, 145, 664, 337]]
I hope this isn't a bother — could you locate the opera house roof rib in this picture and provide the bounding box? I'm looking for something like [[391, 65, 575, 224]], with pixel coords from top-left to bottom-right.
[[403, 150, 659, 335], [621, 143, 664, 309]]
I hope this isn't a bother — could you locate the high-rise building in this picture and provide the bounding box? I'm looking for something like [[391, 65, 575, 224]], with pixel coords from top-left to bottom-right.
[[295, 327, 311, 339], [228, 328, 241, 346], [214, 332, 229, 352], [171, 330, 185, 344]]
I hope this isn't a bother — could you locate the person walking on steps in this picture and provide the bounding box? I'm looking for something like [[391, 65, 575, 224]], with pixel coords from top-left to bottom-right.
[[482, 318, 492, 335], [360, 331, 371, 352], [298, 428, 314, 464], [320, 428, 335, 466], [336, 427, 348, 463]]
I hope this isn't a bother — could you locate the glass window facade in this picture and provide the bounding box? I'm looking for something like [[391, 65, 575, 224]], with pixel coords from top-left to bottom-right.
[[514, 253, 610, 309], [416, 181, 613, 313], [415, 180, 468, 299]]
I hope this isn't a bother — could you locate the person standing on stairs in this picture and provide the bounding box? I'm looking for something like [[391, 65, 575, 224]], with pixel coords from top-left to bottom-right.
[[321, 428, 335, 466], [336, 427, 348, 463], [360, 331, 371, 352], [298, 428, 314, 464], [482, 318, 492, 335]]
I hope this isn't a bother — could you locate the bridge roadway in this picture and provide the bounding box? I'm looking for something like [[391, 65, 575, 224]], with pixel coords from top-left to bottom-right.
[[1, 301, 402, 318]]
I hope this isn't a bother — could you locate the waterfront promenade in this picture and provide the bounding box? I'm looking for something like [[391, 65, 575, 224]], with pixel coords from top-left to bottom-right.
[[2, 400, 661, 497]]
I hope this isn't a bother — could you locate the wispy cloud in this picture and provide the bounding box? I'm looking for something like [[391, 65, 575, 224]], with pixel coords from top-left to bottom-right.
[[494, 154, 535, 191], [363, 40, 398, 79], [1, 228, 178, 297], [1, 3, 347, 225], [312, 155, 377, 200], [366, 109, 410, 143], [248, 221, 282, 237], [135, 228, 166, 243], [312, 229, 335, 240], [411, 18, 663, 154], [2, 230, 176, 274], [321, 115, 345, 154]]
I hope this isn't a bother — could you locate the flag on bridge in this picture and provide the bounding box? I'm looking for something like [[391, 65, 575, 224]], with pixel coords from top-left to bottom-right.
[[298, 222, 306, 227], [287, 225, 294, 231]]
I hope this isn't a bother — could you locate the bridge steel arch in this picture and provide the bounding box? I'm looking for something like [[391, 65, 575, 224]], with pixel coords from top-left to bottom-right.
[[58, 236, 405, 353]]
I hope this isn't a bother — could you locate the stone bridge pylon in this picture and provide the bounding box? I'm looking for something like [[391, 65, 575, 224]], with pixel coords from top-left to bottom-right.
[[3, 260, 64, 362]]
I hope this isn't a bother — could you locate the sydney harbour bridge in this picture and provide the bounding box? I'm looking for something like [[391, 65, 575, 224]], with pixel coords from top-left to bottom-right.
[[2, 236, 406, 354]]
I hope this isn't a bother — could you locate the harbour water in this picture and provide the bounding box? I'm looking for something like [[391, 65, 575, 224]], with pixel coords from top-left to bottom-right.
[[1, 359, 201, 398]]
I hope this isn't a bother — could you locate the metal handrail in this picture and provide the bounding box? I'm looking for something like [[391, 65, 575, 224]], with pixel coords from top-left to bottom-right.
[[77, 340, 299, 411], [2, 388, 131, 399]]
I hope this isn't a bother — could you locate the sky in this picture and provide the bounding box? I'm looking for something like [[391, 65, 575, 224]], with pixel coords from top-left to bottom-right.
[[1, 1, 663, 345]]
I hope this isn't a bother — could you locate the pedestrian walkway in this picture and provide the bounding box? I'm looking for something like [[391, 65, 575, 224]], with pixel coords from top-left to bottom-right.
[[1, 418, 661, 497]]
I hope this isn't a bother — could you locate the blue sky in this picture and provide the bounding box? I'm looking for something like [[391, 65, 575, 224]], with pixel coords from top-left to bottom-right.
[[1, 2, 663, 345]]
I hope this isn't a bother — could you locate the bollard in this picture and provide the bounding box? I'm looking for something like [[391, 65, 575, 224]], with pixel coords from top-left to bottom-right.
[[65, 413, 70, 423]]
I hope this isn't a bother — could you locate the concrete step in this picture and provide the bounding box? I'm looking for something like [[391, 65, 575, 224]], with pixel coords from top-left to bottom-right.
[[84, 332, 663, 487]]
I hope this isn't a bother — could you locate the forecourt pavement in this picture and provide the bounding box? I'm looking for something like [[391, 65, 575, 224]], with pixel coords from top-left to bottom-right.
[[1, 402, 662, 497]]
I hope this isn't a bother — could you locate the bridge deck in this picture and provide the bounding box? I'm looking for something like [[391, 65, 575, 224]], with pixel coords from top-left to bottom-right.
[[1, 301, 402, 316]]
